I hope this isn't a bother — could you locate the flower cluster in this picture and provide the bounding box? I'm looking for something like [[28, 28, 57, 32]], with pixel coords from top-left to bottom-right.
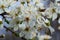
[[0, 0, 60, 40]]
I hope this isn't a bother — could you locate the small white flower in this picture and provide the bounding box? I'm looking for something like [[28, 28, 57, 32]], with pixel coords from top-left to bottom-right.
[[0, 0, 14, 8]]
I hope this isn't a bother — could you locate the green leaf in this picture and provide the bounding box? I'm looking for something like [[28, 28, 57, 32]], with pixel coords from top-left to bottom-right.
[[5, 19, 9, 24], [0, 21, 2, 24], [15, 33, 19, 37], [13, 32, 19, 37], [45, 21, 50, 26], [0, 35, 5, 38], [16, 21, 20, 24], [21, 2, 25, 4], [45, 23, 50, 26], [20, 21, 23, 24]]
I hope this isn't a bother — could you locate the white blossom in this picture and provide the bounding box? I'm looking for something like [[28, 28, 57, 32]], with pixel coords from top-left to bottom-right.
[[0, 0, 59, 39]]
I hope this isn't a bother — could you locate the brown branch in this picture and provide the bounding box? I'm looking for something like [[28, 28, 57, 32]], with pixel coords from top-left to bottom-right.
[[4, 26, 19, 37]]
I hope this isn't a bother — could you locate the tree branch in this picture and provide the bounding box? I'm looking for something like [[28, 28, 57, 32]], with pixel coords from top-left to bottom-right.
[[4, 26, 19, 37]]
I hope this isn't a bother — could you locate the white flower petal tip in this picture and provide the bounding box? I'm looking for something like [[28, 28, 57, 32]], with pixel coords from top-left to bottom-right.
[[49, 26, 55, 34], [58, 18, 60, 24], [58, 26, 60, 30], [19, 24, 26, 30], [4, 8, 10, 13], [52, 13, 57, 21], [40, 35, 52, 39], [45, 19, 50, 23], [0, 18, 2, 21]]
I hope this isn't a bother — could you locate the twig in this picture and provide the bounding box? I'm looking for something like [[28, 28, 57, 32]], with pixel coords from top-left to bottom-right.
[[4, 26, 19, 37]]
